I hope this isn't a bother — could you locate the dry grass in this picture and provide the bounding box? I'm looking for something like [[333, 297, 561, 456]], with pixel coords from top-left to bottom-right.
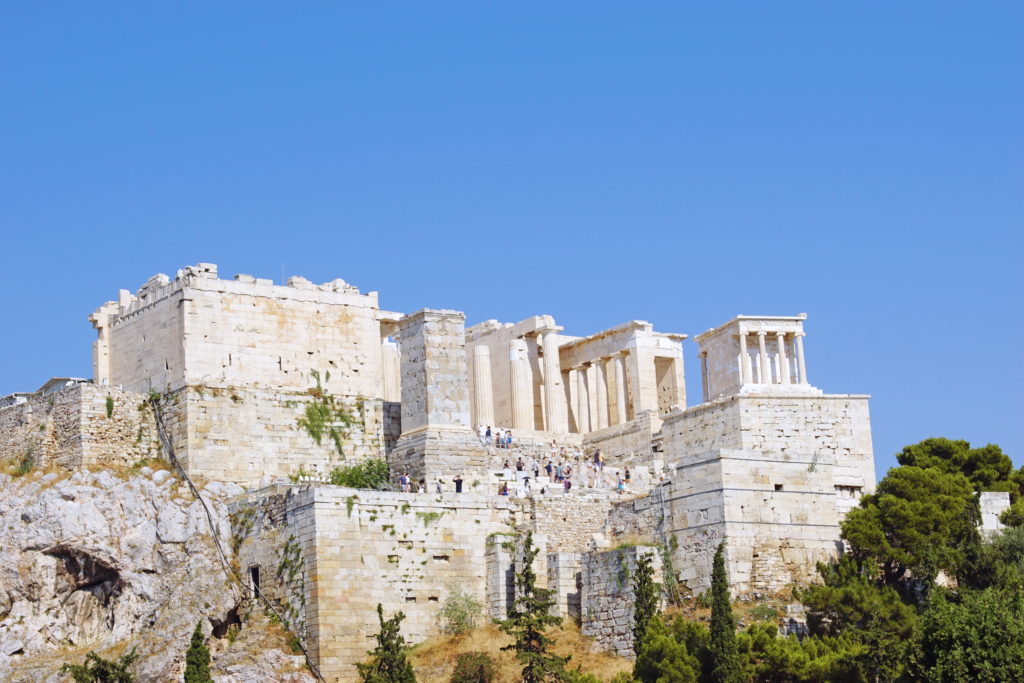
[[409, 621, 633, 683]]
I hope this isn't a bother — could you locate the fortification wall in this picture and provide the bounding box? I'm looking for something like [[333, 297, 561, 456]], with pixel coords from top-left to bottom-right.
[[527, 493, 616, 553], [95, 265, 386, 400], [233, 486, 523, 682], [581, 546, 661, 658], [0, 384, 159, 471]]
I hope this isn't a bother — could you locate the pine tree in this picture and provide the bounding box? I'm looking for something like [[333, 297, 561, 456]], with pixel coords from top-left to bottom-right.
[[500, 531, 570, 682], [184, 622, 212, 683], [357, 604, 417, 683], [631, 552, 659, 657], [708, 542, 740, 683], [60, 648, 139, 683]]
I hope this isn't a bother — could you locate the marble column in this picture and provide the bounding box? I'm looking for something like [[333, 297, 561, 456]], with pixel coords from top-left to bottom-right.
[[613, 352, 628, 425], [700, 352, 710, 402], [796, 332, 808, 385], [738, 332, 751, 384], [757, 332, 770, 384], [576, 365, 591, 433], [509, 338, 533, 430], [776, 333, 790, 384], [595, 358, 610, 430], [541, 332, 567, 433], [472, 344, 494, 427]]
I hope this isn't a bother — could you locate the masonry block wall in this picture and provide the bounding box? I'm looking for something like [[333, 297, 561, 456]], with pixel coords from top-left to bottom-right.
[[0, 384, 159, 470], [236, 486, 521, 682], [581, 545, 661, 658]]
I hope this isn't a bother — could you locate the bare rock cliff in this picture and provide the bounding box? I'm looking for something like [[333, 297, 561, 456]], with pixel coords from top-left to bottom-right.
[[0, 468, 313, 682]]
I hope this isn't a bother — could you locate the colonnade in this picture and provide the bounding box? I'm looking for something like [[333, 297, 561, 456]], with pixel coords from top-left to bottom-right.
[[565, 352, 629, 433], [731, 330, 808, 388]]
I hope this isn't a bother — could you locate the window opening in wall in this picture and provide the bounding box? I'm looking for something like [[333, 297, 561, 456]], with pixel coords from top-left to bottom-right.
[[432, 555, 450, 562], [405, 596, 416, 603], [428, 596, 439, 603], [774, 484, 784, 491], [249, 565, 261, 596]]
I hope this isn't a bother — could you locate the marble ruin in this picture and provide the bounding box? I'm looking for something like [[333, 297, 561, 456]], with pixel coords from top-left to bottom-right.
[[1, 264, 886, 681]]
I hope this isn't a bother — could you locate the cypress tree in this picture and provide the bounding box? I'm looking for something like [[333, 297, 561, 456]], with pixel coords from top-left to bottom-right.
[[632, 552, 659, 657], [184, 622, 212, 683], [357, 604, 417, 683], [499, 531, 570, 682], [708, 542, 740, 683]]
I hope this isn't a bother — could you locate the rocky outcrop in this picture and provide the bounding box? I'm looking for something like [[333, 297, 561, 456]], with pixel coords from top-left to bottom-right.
[[0, 467, 313, 682]]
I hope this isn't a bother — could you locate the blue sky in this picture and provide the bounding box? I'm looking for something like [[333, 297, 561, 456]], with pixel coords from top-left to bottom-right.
[[1, 3, 1021, 476]]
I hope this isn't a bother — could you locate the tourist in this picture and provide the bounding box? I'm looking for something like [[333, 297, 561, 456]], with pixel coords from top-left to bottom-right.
[[453, 474, 463, 493], [505, 431, 513, 448], [545, 460, 554, 482], [417, 479, 426, 493], [478, 424, 488, 446], [400, 472, 411, 493], [485, 425, 492, 444], [436, 479, 444, 494], [499, 482, 509, 496], [563, 477, 572, 492], [516, 458, 524, 472], [624, 468, 631, 487], [555, 462, 563, 482]]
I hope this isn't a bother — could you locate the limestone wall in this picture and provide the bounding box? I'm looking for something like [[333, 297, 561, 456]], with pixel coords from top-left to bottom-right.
[[93, 264, 386, 400], [527, 494, 616, 552], [547, 552, 582, 621], [235, 486, 522, 682], [0, 384, 159, 471], [581, 546, 661, 658]]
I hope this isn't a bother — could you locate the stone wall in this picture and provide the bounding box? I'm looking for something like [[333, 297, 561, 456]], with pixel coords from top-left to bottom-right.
[[581, 545, 661, 658], [528, 494, 616, 553], [547, 552, 582, 621], [980, 491, 1011, 535], [234, 486, 523, 682], [0, 384, 159, 471], [93, 264, 386, 400]]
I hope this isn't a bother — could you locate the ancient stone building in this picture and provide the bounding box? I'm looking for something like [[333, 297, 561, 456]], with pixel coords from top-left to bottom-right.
[[1, 264, 890, 681]]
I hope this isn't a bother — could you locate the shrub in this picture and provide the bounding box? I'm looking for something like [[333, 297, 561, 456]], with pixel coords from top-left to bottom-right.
[[60, 648, 139, 682], [329, 459, 390, 489], [440, 588, 483, 635], [450, 652, 496, 683]]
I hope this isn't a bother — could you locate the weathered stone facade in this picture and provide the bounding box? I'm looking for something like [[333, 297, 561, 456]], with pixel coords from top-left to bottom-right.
[[3, 264, 899, 681]]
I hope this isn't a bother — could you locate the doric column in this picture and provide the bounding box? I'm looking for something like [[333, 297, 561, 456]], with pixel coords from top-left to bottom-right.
[[613, 352, 628, 424], [700, 352, 710, 402], [541, 332, 567, 433], [509, 338, 533, 430], [776, 333, 790, 384], [738, 332, 751, 384], [757, 331, 769, 384], [796, 332, 808, 385], [576, 365, 591, 433], [472, 344, 494, 427], [595, 358, 610, 430]]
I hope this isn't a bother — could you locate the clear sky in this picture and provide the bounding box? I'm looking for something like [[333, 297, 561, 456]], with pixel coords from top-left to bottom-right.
[[1, 3, 1021, 477]]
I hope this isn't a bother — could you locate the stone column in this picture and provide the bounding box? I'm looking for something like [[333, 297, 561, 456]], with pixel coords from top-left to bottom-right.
[[776, 333, 790, 384], [472, 344, 495, 427], [586, 363, 600, 431], [595, 358, 610, 430], [613, 352, 628, 425], [381, 338, 401, 402], [509, 338, 533, 430], [738, 332, 751, 384], [700, 352, 710, 402], [757, 332, 770, 384], [541, 332, 567, 433], [796, 332, 808, 385], [576, 366, 590, 433]]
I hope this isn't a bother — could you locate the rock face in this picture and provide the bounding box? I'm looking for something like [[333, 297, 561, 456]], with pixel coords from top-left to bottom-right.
[[0, 467, 312, 682]]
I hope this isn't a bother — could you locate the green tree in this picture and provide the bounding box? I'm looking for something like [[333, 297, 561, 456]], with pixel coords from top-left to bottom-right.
[[708, 543, 740, 683], [60, 648, 139, 683], [633, 616, 699, 683], [499, 531, 569, 682], [841, 465, 979, 594], [184, 622, 212, 683], [909, 587, 1024, 682], [357, 604, 416, 683], [896, 438, 1022, 495], [632, 552, 659, 657], [449, 652, 496, 683]]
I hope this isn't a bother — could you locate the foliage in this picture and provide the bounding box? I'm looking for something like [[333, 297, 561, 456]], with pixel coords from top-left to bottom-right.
[[357, 603, 417, 683], [13, 447, 34, 476], [1000, 497, 1024, 527], [908, 587, 1024, 682], [633, 617, 699, 683], [708, 543, 740, 683], [450, 651, 497, 683], [441, 588, 484, 636], [297, 370, 358, 457], [841, 465, 980, 595], [735, 623, 869, 683], [658, 536, 684, 606], [60, 648, 139, 683], [499, 531, 570, 682], [105, 395, 115, 418], [896, 437, 1023, 496], [631, 552, 659, 657], [184, 622, 212, 683], [329, 459, 390, 489]]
